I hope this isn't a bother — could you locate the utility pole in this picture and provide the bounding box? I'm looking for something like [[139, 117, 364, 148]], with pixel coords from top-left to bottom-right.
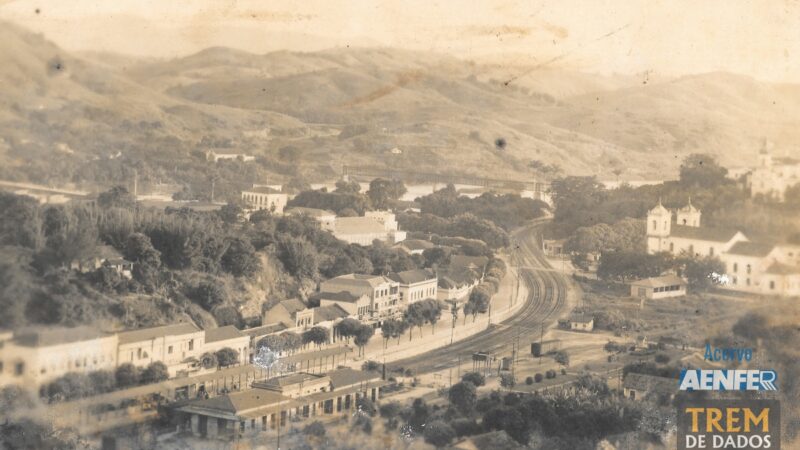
[[133, 168, 138, 198], [276, 412, 281, 450], [539, 323, 544, 365]]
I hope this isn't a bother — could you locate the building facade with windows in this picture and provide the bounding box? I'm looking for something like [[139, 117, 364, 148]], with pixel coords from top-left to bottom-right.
[[117, 323, 205, 377], [241, 186, 289, 214], [388, 269, 438, 306], [645, 200, 800, 296], [320, 274, 401, 321], [0, 327, 118, 386]]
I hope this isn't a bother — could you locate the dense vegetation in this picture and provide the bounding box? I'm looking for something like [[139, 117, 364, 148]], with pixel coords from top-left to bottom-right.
[[549, 153, 800, 242], [377, 374, 672, 449]]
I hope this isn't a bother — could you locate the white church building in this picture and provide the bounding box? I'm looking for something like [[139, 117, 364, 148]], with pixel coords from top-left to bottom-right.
[[646, 199, 800, 296]]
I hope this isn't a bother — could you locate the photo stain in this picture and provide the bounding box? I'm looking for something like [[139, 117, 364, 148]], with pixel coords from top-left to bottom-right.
[[495, 138, 507, 150]]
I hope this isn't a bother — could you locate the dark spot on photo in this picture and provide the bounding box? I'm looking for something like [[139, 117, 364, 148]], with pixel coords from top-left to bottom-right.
[[47, 56, 65, 75], [35, 8, 41, 14], [495, 138, 507, 150]]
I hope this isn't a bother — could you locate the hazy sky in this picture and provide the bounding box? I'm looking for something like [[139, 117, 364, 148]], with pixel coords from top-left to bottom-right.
[[2, 0, 799, 82]]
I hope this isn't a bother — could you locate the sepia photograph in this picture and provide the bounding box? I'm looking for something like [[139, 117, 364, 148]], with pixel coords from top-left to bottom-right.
[[0, 1, 797, 449]]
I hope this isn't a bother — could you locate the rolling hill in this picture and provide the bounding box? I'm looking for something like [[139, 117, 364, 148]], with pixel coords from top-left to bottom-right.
[[2, 20, 799, 195]]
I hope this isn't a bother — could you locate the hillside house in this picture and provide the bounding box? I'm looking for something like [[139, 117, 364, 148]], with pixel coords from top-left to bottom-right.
[[262, 299, 313, 331], [70, 245, 133, 278], [205, 149, 255, 163]]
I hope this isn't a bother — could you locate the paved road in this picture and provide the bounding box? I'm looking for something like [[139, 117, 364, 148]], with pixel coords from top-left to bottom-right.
[[388, 219, 569, 374]]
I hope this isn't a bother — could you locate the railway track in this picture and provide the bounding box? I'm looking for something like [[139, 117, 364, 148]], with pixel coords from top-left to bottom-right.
[[389, 219, 569, 374]]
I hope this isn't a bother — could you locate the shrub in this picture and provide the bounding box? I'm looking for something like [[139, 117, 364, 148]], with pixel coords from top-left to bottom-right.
[[461, 371, 486, 387], [499, 373, 516, 389], [303, 421, 326, 437], [115, 363, 141, 388], [450, 418, 481, 437], [361, 360, 381, 371], [215, 347, 240, 367], [546, 370, 557, 379], [561, 368, 567, 375], [525, 376, 534, 385], [141, 362, 170, 384], [534, 373, 544, 383], [655, 352, 671, 364]]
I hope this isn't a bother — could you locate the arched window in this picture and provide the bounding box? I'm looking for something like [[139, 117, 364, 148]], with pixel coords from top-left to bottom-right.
[[682, 218, 687, 225]]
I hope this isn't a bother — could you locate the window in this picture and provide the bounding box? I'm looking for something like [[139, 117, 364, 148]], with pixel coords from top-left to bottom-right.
[[669, 242, 674, 252], [709, 247, 714, 256], [652, 220, 657, 230], [168, 345, 173, 354], [733, 263, 738, 273], [746, 278, 751, 286], [14, 362, 24, 376], [770, 281, 775, 290], [689, 245, 694, 255], [747, 264, 752, 274], [0, 361, 3, 373], [188, 339, 194, 351]]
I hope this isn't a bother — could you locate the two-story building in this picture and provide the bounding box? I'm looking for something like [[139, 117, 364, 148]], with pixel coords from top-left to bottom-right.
[[388, 269, 438, 306], [241, 186, 289, 214], [117, 323, 205, 377], [0, 327, 118, 387], [203, 326, 251, 366], [312, 291, 372, 321], [320, 274, 400, 322]]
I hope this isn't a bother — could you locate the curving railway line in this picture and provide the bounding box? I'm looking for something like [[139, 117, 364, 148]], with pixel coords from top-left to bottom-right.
[[389, 219, 570, 374]]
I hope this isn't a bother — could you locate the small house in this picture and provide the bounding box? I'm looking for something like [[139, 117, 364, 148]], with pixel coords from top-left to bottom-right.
[[622, 373, 676, 402], [629, 274, 687, 299], [562, 313, 594, 332]]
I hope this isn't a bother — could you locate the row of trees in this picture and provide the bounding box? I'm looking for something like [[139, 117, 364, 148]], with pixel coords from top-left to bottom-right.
[[286, 178, 407, 215], [597, 250, 725, 290], [39, 361, 169, 403], [401, 373, 669, 448], [414, 184, 548, 231], [39, 346, 244, 404], [397, 212, 509, 248]]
